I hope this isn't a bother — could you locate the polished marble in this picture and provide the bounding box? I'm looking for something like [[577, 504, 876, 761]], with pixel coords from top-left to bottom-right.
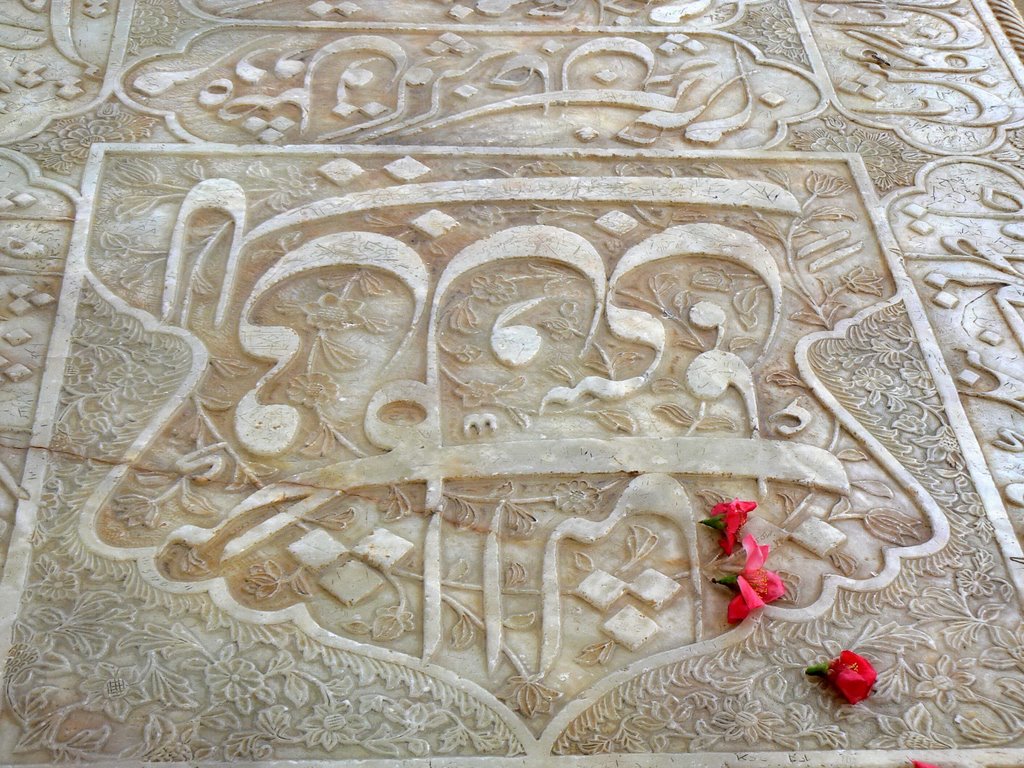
[[3, 0, 1024, 765]]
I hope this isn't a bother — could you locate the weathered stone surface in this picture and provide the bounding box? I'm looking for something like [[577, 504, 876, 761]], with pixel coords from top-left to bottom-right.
[[4, 0, 1024, 765]]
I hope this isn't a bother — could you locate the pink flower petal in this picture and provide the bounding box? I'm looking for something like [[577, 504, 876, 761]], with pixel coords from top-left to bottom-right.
[[737, 575, 766, 610]]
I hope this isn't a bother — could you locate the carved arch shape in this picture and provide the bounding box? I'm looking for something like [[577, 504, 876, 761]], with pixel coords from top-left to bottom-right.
[[301, 35, 409, 136], [560, 37, 657, 91], [233, 231, 428, 457], [542, 223, 781, 409], [163, 178, 247, 329], [426, 225, 607, 393], [539, 473, 701, 675]]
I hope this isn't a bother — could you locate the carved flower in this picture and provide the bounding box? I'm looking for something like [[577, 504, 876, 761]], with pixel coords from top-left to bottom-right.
[[111, 493, 161, 529], [804, 171, 850, 198], [553, 479, 600, 514], [696, 694, 789, 746], [452, 375, 525, 408], [955, 553, 1007, 599], [466, 204, 506, 227], [900, 361, 937, 396], [470, 274, 517, 304], [63, 355, 99, 389], [893, 412, 928, 436], [914, 655, 975, 712], [32, 556, 78, 601], [207, 646, 274, 714], [850, 366, 895, 406], [79, 662, 148, 721], [398, 700, 449, 731], [500, 674, 562, 718], [287, 373, 338, 408], [129, 0, 186, 54], [918, 425, 963, 468], [302, 294, 369, 332], [791, 120, 929, 191], [299, 703, 371, 751], [18, 103, 157, 173], [733, 3, 804, 60]]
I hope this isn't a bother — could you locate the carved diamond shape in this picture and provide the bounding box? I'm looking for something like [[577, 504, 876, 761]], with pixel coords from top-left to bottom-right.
[[602, 605, 659, 650], [318, 158, 365, 186], [383, 156, 431, 182], [288, 529, 349, 569], [574, 569, 628, 611]]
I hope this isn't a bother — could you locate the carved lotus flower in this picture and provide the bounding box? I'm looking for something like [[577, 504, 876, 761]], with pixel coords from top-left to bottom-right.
[[804, 170, 850, 198], [553, 479, 600, 514], [301, 294, 367, 331], [78, 662, 148, 721], [287, 373, 339, 408], [299, 703, 371, 751], [206, 647, 274, 714], [500, 674, 563, 718]]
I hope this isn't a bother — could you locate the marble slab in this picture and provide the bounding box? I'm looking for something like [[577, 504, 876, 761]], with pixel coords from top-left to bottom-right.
[[5, 0, 1024, 765]]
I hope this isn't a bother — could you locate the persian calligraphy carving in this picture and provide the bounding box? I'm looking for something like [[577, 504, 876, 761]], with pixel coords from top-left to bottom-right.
[[6, 143, 1001, 762], [7, 0, 1024, 761], [121, 24, 822, 148]]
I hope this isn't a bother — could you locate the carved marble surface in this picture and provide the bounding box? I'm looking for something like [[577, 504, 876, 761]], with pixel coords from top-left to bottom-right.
[[5, 0, 1024, 765]]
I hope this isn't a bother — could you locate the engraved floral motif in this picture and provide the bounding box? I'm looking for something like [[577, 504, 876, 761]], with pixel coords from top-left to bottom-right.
[[727, 0, 809, 66], [17, 104, 157, 173], [791, 117, 930, 191]]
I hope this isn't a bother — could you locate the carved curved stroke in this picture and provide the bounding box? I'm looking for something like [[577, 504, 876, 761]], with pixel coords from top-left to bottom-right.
[[245, 175, 801, 244], [541, 297, 954, 753], [233, 231, 428, 457]]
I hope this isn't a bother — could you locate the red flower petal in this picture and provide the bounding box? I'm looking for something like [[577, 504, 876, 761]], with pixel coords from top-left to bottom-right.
[[828, 650, 877, 704], [709, 500, 756, 555], [726, 593, 752, 623], [762, 569, 786, 602], [740, 534, 769, 572], [910, 762, 940, 768]]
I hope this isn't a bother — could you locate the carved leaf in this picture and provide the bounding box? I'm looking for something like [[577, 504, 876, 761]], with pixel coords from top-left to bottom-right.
[[305, 504, 355, 531], [504, 561, 527, 587], [382, 485, 413, 521], [448, 558, 470, 581], [343, 621, 371, 636], [729, 336, 756, 352], [863, 507, 922, 546], [443, 494, 479, 529], [284, 672, 310, 706], [589, 408, 637, 434], [318, 335, 364, 370], [576, 639, 616, 666], [732, 285, 763, 330], [179, 481, 217, 517], [695, 488, 729, 507], [650, 377, 681, 393], [837, 448, 868, 461], [852, 479, 895, 499], [449, 613, 476, 651], [502, 500, 538, 536], [698, 414, 737, 431], [626, 525, 659, 564], [765, 369, 805, 388], [503, 612, 536, 630], [652, 403, 695, 427], [574, 551, 595, 572]]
